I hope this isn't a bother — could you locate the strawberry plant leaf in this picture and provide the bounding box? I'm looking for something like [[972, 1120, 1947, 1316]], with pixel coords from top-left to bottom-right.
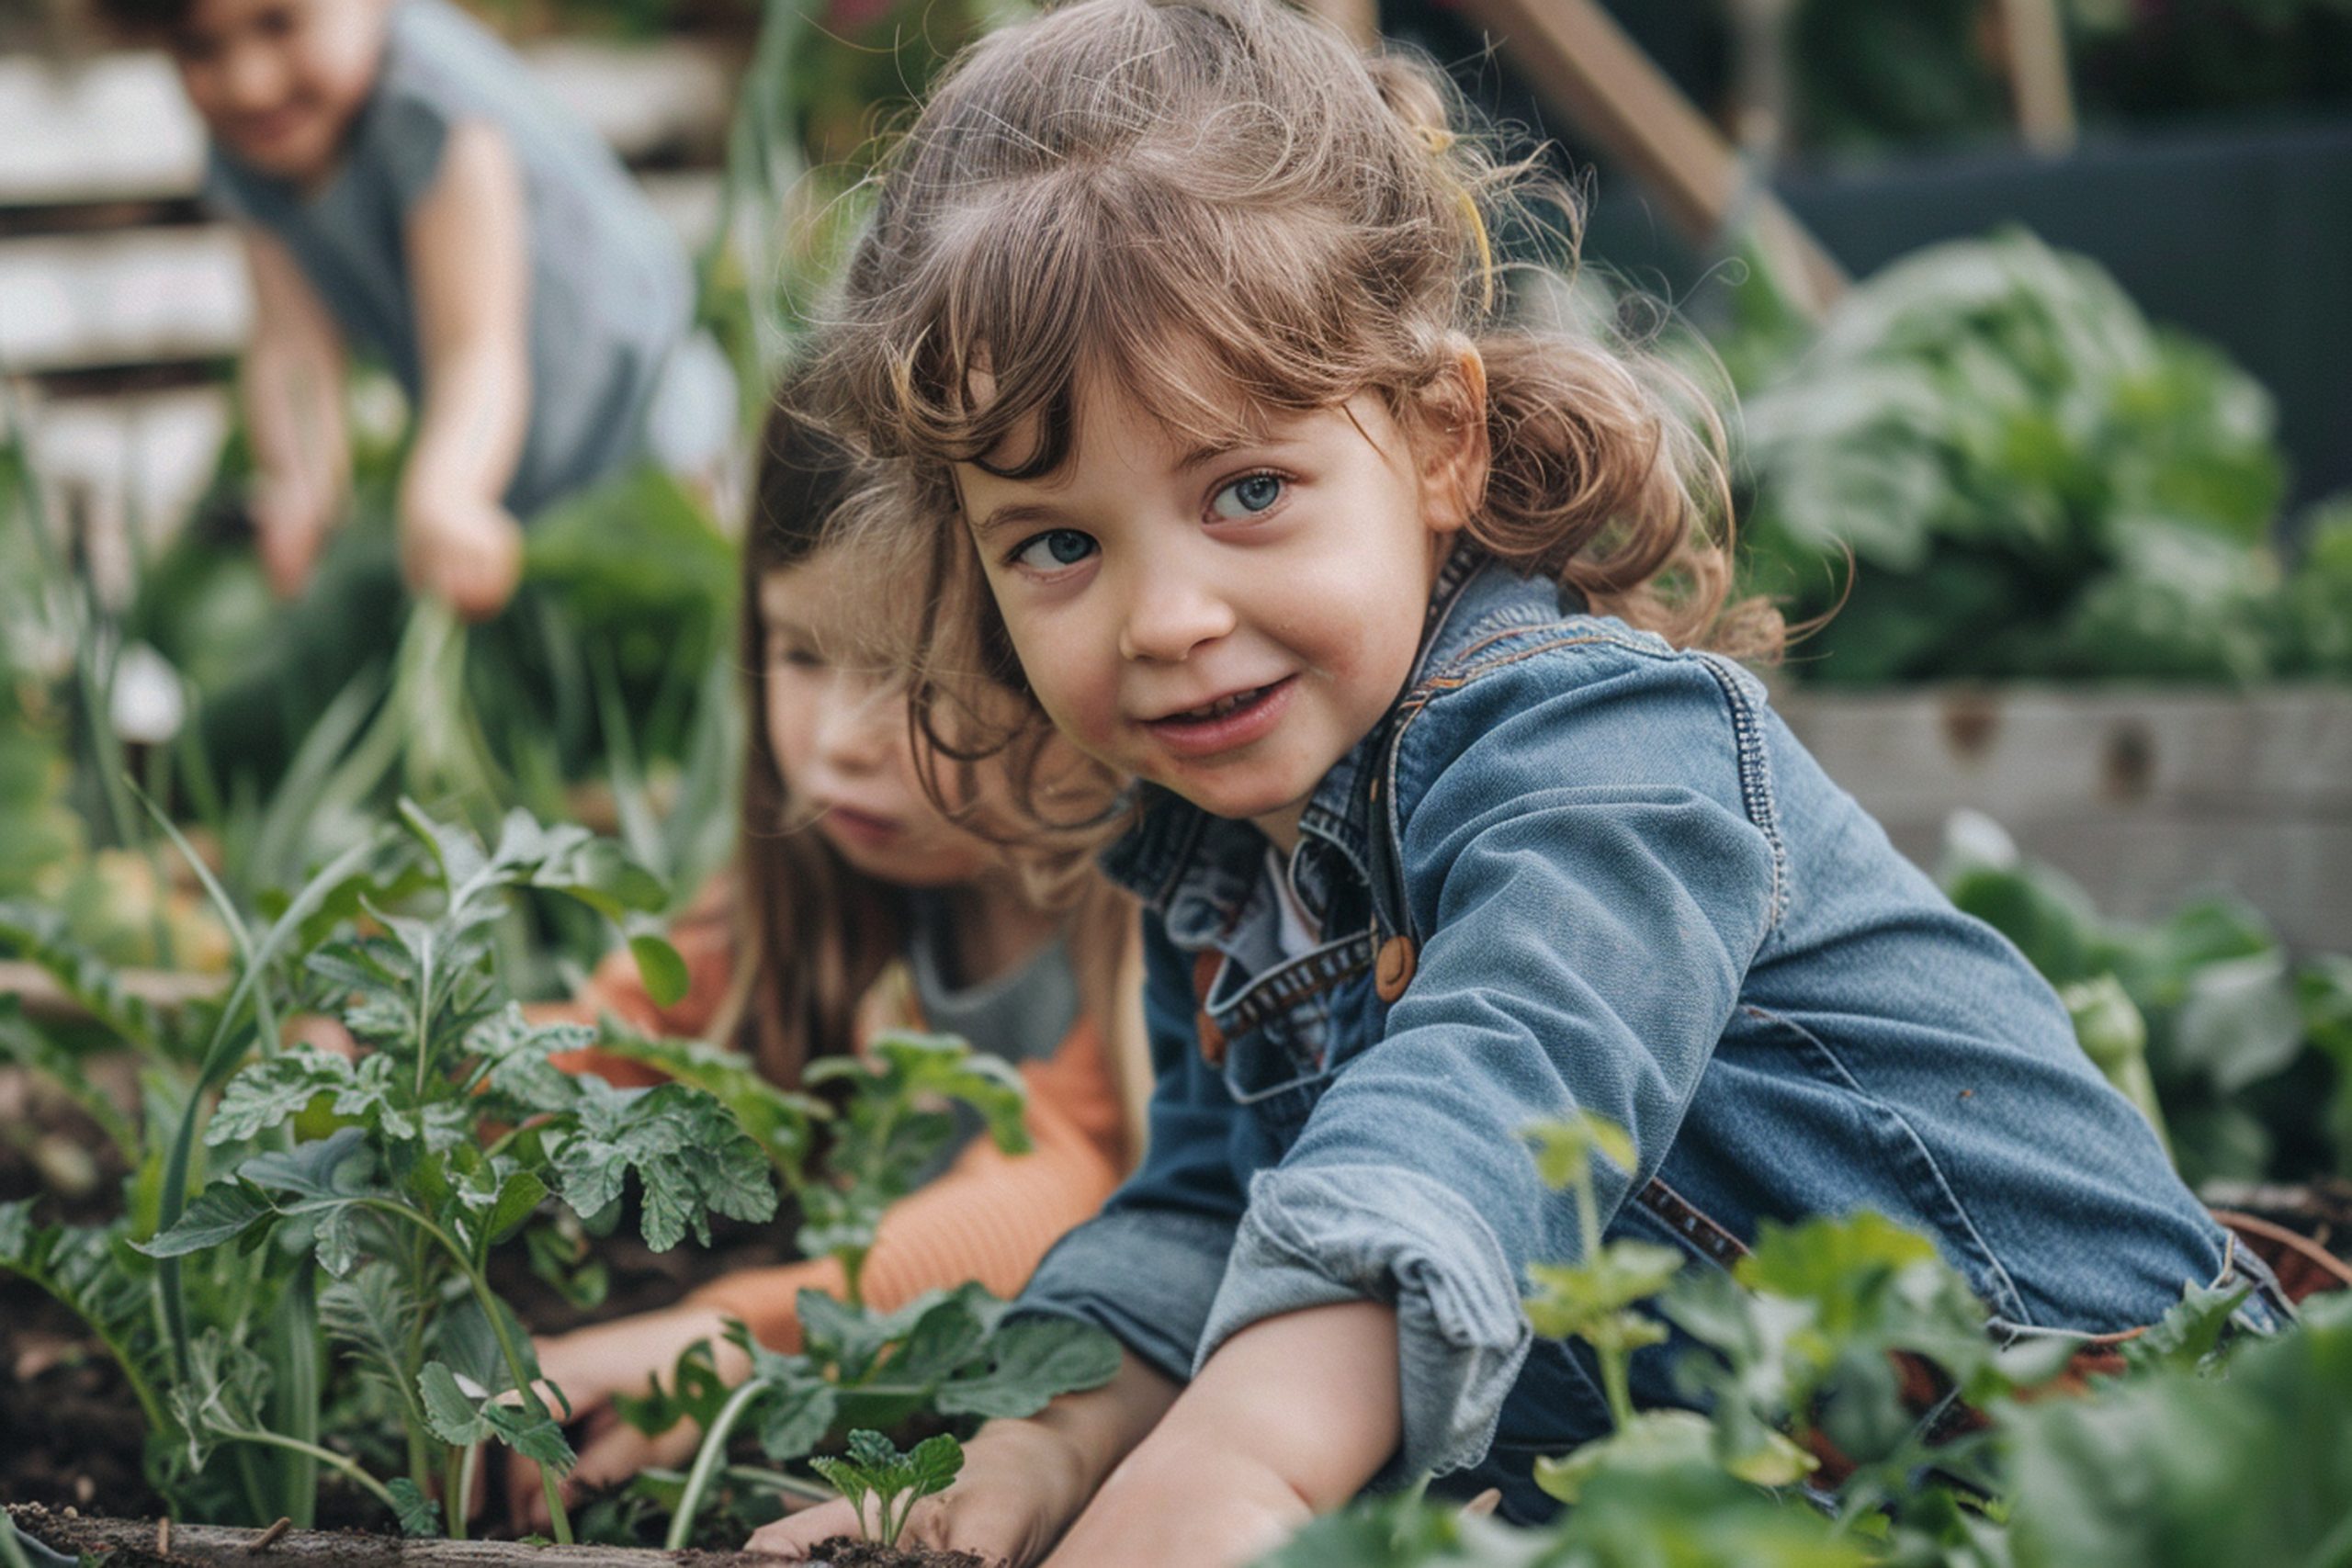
[[418, 1359, 492, 1446]]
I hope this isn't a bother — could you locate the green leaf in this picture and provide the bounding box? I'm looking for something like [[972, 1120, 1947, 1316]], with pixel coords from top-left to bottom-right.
[[207, 1050, 356, 1145], [935, 1316, 1123, 1419], [628, 929, 690, 1010], [2121, 1280, 2252, 1376], [584, 1025, 822, 1179], [134, 1179, 274, 1257], [389, 1477, 443, 1539], [1525, 1112, 1638, 1193], [550, 1078, 777, 1251], [902, 1432, 964, 1499], [1532, 1408, 1717, 1505], [419, 1359, 492, 1446], [465, 1005, 586, 1116], [752, 1373, 840, 1464], [2007, 1297, 2352, 1568]]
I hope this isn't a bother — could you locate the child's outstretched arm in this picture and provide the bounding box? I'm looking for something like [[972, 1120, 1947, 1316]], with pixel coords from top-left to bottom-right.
[[400, 119, 529, 619], [1041, 1300, 1400, 1568], [240, 229, 350, 599]]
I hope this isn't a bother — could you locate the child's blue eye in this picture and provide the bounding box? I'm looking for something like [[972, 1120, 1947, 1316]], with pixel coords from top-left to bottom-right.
[[1010, 529, 1097, 571], [1211, 474, 1283, 520]]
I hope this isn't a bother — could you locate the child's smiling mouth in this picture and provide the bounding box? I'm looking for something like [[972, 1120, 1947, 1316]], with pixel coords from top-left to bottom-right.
[[1140, 676, 1297, 758]]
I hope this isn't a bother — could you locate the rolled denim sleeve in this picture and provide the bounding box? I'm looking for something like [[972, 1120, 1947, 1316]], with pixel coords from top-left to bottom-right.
[[1196, 651, 1781, 1480], [1013, 911, 1247, 1383]]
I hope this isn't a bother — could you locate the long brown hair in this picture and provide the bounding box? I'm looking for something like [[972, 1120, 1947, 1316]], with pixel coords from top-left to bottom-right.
[[714, 384, 1142, 1110], [804, 0, 1783, 814]]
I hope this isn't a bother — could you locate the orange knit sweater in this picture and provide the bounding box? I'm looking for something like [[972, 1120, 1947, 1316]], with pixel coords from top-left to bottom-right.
[[543, 893, 1133, 1353]]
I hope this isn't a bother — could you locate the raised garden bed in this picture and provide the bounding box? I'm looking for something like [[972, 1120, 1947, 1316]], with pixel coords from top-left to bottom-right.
[[1778, 685, 2352, 952]]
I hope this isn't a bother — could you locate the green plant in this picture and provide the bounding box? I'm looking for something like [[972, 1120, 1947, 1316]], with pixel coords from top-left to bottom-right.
[[127, 803, 764, 1542], [1736, 230, 2342, 687], [592, 1030, 1120, 1549], [808, 1429, 965, 1549]]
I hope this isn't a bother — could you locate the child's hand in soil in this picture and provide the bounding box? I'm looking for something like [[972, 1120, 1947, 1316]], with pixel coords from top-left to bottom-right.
[[502, 1307, 744, 1531], [750, 1419, 1089, 1567], [401, 487, 524, 621]]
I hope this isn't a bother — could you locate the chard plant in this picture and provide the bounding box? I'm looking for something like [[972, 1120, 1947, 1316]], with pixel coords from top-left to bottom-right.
[[584, 1029, 1122, 1549]]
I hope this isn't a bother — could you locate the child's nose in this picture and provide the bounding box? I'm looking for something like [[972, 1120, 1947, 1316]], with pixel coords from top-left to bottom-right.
[[1117, 569, 1237, 663], [813, 673, 898, 768], [220, 43, 288, 111]]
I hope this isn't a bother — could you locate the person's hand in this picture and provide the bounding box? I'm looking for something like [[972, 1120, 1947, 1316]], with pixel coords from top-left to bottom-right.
[[503, 1307, 741, 1532], [1037, 1427, 1309, 1568], [748, 1418, 1091, 1566], [401, 488, 523, 621], [251, 468, 340, 599]]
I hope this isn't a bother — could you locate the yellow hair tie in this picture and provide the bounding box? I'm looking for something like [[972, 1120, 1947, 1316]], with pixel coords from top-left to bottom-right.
[[1411, 122, 1496, 314]]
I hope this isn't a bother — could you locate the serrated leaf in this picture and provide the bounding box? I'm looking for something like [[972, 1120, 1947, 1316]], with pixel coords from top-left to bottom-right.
[[389, 1478, 443, 1539], [935, 1317, 1122, 1419], [135, 1179, 274, 1257], [485, 1402, 576, 1472], [419, 1359, 492, 1446], [208, 1051, 356, 1146], [903, 1432, 964, 1497], [465, 1005, 585, 1116], [550, 1079, 776, 1251]]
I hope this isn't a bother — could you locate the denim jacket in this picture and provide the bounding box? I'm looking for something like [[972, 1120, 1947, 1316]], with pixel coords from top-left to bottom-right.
[[1014, 552, 2237, 1521]]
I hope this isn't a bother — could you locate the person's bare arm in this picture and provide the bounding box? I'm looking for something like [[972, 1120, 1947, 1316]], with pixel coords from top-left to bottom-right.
[[1040, 1301, 1400, 1568], [240, 228, 350, 598], [401, 118, 529, 619]]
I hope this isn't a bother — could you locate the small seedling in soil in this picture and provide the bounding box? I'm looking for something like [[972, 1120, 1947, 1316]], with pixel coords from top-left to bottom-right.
[[807, 1430, 961, 1551]]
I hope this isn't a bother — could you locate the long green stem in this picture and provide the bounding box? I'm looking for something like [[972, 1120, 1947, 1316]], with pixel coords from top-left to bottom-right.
[[666, 1379, 769, 1551], [356, 1200, 573, 1543], [214, 1424, 401, 1516], [452, 1446, 481, 1543]]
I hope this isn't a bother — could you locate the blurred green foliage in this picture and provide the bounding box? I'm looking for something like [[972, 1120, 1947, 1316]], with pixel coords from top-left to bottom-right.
[[1735, 230, 2352, 686], [1940, 813, 2352, 1188]]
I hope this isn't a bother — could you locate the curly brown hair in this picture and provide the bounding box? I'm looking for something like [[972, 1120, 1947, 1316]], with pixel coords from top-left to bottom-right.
[[803, 0, 1781, 822]]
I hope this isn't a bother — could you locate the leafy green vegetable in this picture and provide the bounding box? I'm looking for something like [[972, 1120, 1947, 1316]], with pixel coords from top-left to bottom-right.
[[1738, 231, 2334, 686], [806, 1430, 965, 1550]]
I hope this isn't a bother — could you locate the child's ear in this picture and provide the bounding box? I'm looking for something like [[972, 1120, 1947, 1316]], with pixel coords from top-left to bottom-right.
[[1416, 341, 1489, 536]]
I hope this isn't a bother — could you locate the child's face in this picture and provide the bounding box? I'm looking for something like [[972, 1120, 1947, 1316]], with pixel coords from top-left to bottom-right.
[[168, 0, 387, 184], [760, 556, 998, 888], [956, 372, 1482, 848]]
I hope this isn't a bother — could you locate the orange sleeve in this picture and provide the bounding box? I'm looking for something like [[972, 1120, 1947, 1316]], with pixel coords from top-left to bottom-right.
[[683, 1016, 1132, 1352]]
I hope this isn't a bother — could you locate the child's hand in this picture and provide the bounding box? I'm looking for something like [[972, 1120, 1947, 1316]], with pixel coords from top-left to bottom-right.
[[401, 489, 524, 620], [251, 469, 341, 599], [502, 1307, 740, 1531], [748, 1418, 1090, 1566], [1039, 1431, 1310, 1568]]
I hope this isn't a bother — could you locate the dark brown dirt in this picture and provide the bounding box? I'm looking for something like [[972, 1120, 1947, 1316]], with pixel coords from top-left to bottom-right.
[[802, 1540, 986, 1568]]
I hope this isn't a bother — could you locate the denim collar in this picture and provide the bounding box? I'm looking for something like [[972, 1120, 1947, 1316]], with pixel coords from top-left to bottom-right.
[[1100, 549, 1570, 947]]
